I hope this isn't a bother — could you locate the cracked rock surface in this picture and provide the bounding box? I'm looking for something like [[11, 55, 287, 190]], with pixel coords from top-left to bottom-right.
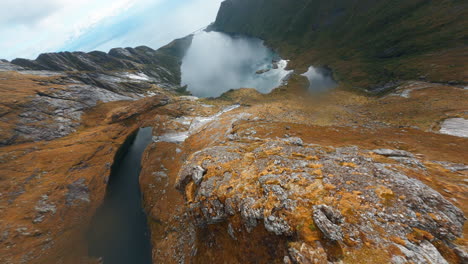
[[176, 137, 466, 263]]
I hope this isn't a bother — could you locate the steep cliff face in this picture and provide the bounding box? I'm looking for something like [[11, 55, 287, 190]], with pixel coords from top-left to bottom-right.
[[213, 0, 468, 90]]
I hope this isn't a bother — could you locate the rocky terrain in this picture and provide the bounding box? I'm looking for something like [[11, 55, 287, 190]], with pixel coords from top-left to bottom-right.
[[10, 35, 192, 90], [0, 57, 467, 264], [137, 78, 467, 264], [0, 1, 467, 264], [0, 35, 193, 146]]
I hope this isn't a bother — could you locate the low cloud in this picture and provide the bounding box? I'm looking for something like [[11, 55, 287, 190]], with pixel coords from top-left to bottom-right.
[[0, 0, 62, 26], [0, 0, 223, 60], [181, 31, 292, 97]]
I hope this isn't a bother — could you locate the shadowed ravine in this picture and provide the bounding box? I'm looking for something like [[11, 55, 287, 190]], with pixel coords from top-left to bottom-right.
[[87, 127, 153, 264]]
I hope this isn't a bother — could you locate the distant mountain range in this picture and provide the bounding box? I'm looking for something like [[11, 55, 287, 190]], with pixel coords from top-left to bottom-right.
[[8, 35, 193, 90]]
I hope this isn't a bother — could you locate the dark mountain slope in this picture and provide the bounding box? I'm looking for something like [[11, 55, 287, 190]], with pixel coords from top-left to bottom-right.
[[213, 0, 468, 91], [11, 35, 193, 89]]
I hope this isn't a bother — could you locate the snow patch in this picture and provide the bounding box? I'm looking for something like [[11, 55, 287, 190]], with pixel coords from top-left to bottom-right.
[[155, 104, 241, 143], [18, 70, 64, 77], [124, 72, 150, 81], [146, 91, 158, 97], [153, 132, 189, 143], [179, 96, 199, 101], [175, 116, 193, 126], [440, 118, 468, 138], [391, 82, 437, 98]]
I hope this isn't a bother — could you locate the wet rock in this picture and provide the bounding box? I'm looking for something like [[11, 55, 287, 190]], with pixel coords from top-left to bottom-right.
[[283, 137, 304, 146], [264, 184, 288, 201], [373, 149, 414, 158], [153, 171, 168, 180], [227, 133, 238, 141], [191, 166, 206, 185], [200, 199, 226, 224], [240, 198, 264, 233], [453, 246, 468, 263], [16, 227, 31, 236], [435, 161, 468, 172], [33, 215, 45, 224], [256, 68, 271, 74], [391, 256, 407, 264], [312, 205, 344, 241], [224, 198, 237, 216], [176, 165, 206, 191], [390, 156, 425, 168], [396, 240, 448, 264], [227, 223, 237, 240], [65, 178, 90, 206], [0, 60, 24, 71], [288, 242, 328, 264], [6, 85, 135, 144], [0, 230, 9, 242], [264, 215, 292, 236], [35, 195, 56, 214]]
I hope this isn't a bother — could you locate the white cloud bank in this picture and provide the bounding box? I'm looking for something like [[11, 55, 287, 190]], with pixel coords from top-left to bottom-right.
[[0, 0, 223, 60]]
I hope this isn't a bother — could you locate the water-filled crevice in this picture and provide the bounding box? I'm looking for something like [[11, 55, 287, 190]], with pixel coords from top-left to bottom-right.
[[87, 127, 153, 264]]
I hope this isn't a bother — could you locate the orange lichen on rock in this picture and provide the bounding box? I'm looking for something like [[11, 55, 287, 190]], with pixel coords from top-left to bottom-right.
[[407, 228, 435, 243], [374, 185, 395, 200]]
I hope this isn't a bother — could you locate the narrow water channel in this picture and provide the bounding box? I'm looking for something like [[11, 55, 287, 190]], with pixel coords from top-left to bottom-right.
[[87, 127, 153, 264]]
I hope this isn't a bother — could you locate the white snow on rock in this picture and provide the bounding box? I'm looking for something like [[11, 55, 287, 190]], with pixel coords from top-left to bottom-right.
[[124, 72, 150, 81], [391, 82, 437, 98], [154, 104, 241, 143], [189, 104, 240, 132], [146, 91, 158, 97], [179, 96, 199, 101], [440, 118, 468, 138], [18, 70, 64, 77], [0, 60, 24, 71], [153, 132, 189, 143]]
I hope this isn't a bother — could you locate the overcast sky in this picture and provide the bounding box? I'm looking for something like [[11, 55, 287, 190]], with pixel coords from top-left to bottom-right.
[[0, 0, 223, 60]]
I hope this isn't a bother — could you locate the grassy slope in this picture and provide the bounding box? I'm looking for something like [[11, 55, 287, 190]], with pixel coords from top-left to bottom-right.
[[214, 0, 468, 90]]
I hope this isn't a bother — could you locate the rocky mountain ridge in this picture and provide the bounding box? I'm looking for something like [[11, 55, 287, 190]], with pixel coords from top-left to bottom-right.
[[9, 35, 193, 90], [0, 36, 193, 145]]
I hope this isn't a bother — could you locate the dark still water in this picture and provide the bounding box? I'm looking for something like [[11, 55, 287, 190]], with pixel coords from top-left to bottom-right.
[[181, 31, 293, 98], [87, 127, 153, 264]]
